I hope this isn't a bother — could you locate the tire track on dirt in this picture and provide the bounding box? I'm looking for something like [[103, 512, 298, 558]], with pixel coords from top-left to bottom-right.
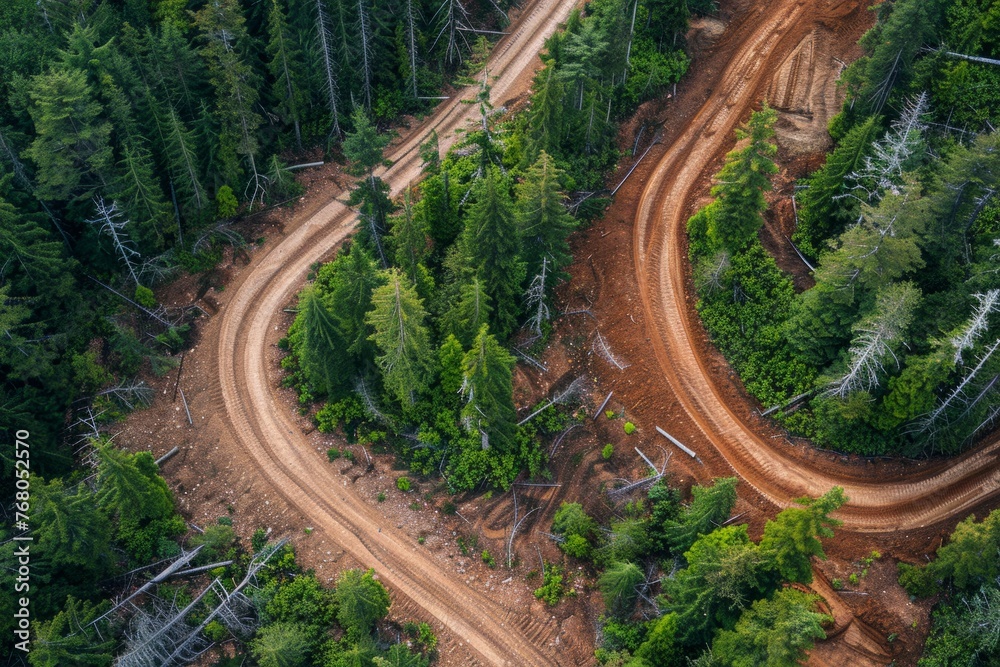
[[635, 0, 1000, 532], [215, 2, 578, 665]]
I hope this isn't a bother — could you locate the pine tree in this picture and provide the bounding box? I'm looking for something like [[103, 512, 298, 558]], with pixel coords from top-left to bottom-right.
[[701, 104, 778, 254], [32, 478, 112, 572], [515, 150, 577, 282], [759, 487, 846, 584], [324, 244, 383, 365], [460, 324, 517, 453], [711, 588, 831, 667], [526, 63, 565, 158], [160, 105, 209, 220], [659, 477, 738, 556], [113, 141, 174, 253], [794, 116, 879, 257], [598, 561, 644, 617], [461, 169, 524, 339], [266, 0, 308, 150], [24, 66, 113, 202], [345, 107, 394, 264], [297, 286, 353, 397], [366, 269, 432, 405], [442, 276, 492, 348], [334, 569, 391, 640], [194, 0, 265, 204], [389, 188, 430, 286]]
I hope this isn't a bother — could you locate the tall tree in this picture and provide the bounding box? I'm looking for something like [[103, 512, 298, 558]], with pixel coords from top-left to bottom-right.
[[441, 276, 491, 348], [323, 243, 383, 365], [366, 269, 433, 405], [759, 487, 846, 584], [24, 66, 113, 202], [296, 286, 353, 397], [659, 477, 738, 556], [334, 568, 391, 640], [461, 169, 524, 339], [266, 0, 308, 150], [194, 0, 265, 204], [689, 104, 778, 255], [460, 324, 517, 453], [515, 151, 577, 283]]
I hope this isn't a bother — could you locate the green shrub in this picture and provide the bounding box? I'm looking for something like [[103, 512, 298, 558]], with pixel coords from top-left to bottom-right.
[[396, 476, 411, 492], [623, 422, 636, 435], [534, 564, 567, 606], [215, 185, 238, 218], [481, 549, 496, 567], [602, 443, 615, 460], [377, 492, 386, 503], [327, 448, 341, 462]]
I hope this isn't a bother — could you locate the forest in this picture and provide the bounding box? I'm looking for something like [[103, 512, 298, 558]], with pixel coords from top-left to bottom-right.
[[688, 0, 1000, 457], [0, 0, 702, 663], [560, 478, 846, 667]]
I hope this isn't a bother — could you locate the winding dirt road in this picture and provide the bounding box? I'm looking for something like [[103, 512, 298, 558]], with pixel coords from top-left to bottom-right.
[[634, 0, 1000, 532], [216, 2, 578, 664], [204, 0, 1000, 662]]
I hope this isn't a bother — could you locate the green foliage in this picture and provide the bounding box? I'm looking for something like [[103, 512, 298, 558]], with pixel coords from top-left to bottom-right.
[[189, 524, 237, 563], [534, 563, 569, 606], [553, 501, 600, 558], [335, 568, 391, 640], [481, 549, 496, 567], [396, 476, 411, 492], [688, 105, 778, 256], [623, 421, 636, 435], [599, 561, 645, 617], [900, 508, 1000, 598], [658, 477, 738, 557], [251, 622, 312, 667], [710, 588, 831, 667], [216, 185, 238, 218], [367, 269, 432, 405], [602, 443, 615, 460], [759, 487, 846, 584], [634, 613, 682, 667], [28, 597, 114, 667]]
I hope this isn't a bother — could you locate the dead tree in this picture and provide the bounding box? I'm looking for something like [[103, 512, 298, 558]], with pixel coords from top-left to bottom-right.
[[116, 540, 287, 667], [404, 0, 420, 98], [843, 92, 929, 206], [517, 377, 588, 425], [89, 198, 141, 285], [593, 331, 629, 370], [919, 338, 1000, 435], [524, 257, 551, 336], [431, 0, 473, 65], [952, 290, 1000, 365]]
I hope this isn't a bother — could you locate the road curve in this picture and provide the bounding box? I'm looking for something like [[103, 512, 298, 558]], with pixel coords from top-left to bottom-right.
[[634, 0, 1000, 532], [216, 2, 578, 665]]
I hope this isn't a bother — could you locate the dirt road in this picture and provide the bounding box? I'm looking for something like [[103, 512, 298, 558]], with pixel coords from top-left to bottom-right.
[[634, 0, 1000, 532], [215, 2, 578, 665]]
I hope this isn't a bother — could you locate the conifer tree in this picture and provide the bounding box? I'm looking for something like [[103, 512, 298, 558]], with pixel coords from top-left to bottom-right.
[[297, 286, 353, 397], [25, 66, 113, 202], [113, 141, 174, 253], [794, 116, 879, 257], [462, 169, 524, 339], [366, 269, 432, 405], [460, 325, 517, 453], [325, 244, 383, 365], [345, 107, 393, 264], [699, 104, 778, 254], [160, 105, 208, 220], [527, 63, 565, 158], [516, 151, 577, 283], [389, 188, 430, 286], [194, 0, 265, 203], [441, 276, 491, 348], [759, 487, 846, 584], [266, 0, 308, 150]]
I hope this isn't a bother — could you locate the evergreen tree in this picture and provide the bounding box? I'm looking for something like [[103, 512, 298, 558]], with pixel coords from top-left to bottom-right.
[[159, 104, 209, 220], [515, 150, 577, 283], [334, 568, 391, 640], [24, 66, 113, 202], [345, 107, 394, 264], [32, 478, 112, 573], [711, 588, 831, 667], [460, 325, 517, 453], [598, 561, 645, 617], [250, 623, 311, 667], [759, 487, 846, 584], [526, 63, 565, 158], [793, 116, 879, 257], [659, 477, 738, 556], [297, 286, 353, 398], [266, 0, 308, 150], [389, 187, 430, 286], [633, 613, 682, 667], [194, 0, 265, 202], [699, 104, 777, 254], [29, 597, 115, 667], [461, 169, 524, 339], [112, 141, 174, 253], [366, 269, 433, 405], [441, 276, 491, 348], [663, 524, 779, 647], [324, 243, 383, 365]]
